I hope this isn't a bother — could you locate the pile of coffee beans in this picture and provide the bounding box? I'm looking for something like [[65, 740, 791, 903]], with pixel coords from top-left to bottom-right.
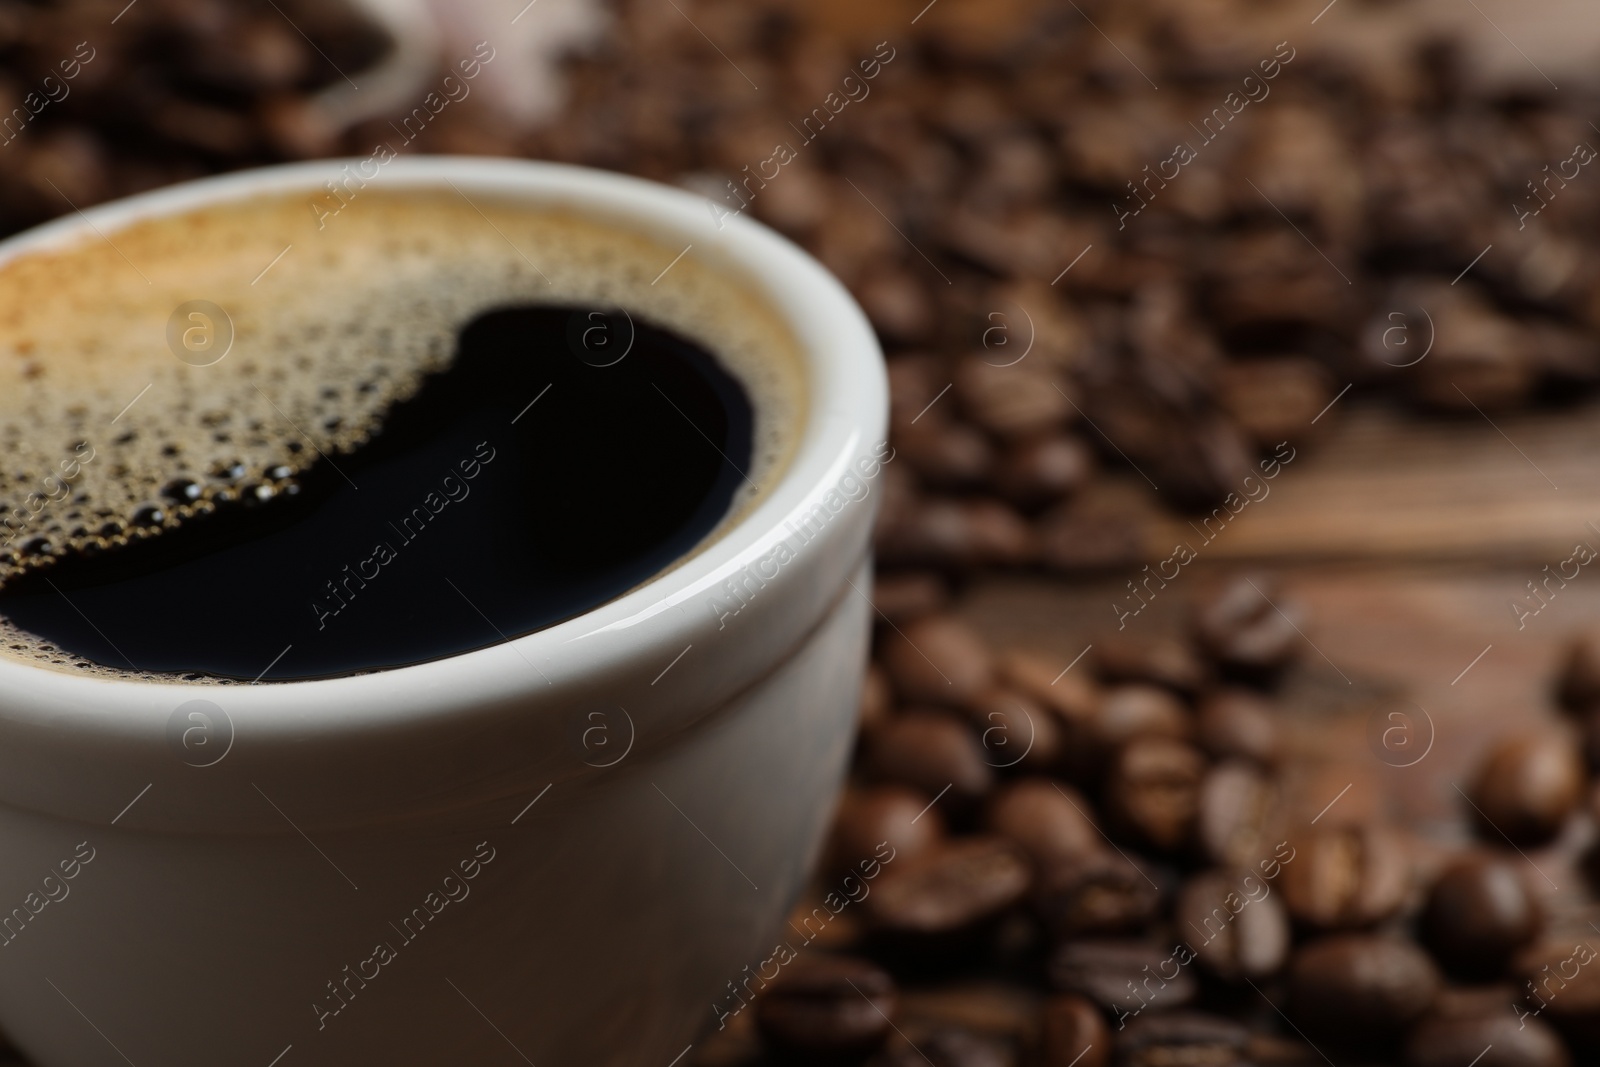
[[0, 0, 387, 235], [680, 578, 1600, 1067], [534, 0, 1600, 567]]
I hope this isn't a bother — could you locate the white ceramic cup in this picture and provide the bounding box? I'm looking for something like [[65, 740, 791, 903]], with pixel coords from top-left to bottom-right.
[[0, 158, 887, 1067]]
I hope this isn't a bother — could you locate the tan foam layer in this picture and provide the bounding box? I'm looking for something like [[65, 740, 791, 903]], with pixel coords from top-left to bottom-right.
[[0, 186, 806, 677]]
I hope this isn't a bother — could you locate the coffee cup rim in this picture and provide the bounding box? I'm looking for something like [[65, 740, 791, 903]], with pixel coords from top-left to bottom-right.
[[0, 158, 886, 765]]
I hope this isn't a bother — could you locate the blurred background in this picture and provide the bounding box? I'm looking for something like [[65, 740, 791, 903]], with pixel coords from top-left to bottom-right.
[[8, 0, 1600, 1063]]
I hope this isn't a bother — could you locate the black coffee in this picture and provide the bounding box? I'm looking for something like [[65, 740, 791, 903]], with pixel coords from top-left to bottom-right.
[[0, 305, 753, 681]]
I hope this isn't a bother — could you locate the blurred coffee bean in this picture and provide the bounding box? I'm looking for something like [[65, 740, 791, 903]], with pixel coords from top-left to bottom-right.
[[756, 953, 898, 1057], [1288, 935, 1441, 1042], [882, 497, 1038, 568], [1033, 851, 1162, 939], [1195, 690, 1284, 766], [888, 356, 948, 430], [881, 615, 995, 707], [985, 779, 1101, 869], [1420, 855, 1542, 978], [861, 665, 892, 732], [994, 435, 1092, 508], [873, 464, 923, 552], [864, 837, 1031, 935], [1467, 731, 1584, 846], [1115, 1012, 1249, 1067], [957, 499, 1039, 566], [1037, 504, 1147, 573], [1104, 737, 1205, 852], [954, 356, 1073, 440], [1194, 575, 1304, 676], [1214, 357, 1334, 447], [1401, 286, 1536, 412], [874, 1028, 1011, 1067], [1558, 629, 1600, 712], [1177, 869, 1291, 981], [872, 572, 950, 627], [1197, 761, 1285, 869], [1049, 940, 1197, 1018], [1042, 994, 1108, 1067], [831, 785, 945, 876], [1404, 1008, 1570, 1067], [1280, 824, 1408, 929], [858, 268, 935, 345], [1512, 940, 1600, 1048], [1149, 418, 1255, 512], [864, 712, 994, 803], [998, 649, 1101, 728], [1089, 685, 1192, 754], [1094, 637, 1210, 695], [898, 419, 997, 490], [968, 690, 1061, 772]]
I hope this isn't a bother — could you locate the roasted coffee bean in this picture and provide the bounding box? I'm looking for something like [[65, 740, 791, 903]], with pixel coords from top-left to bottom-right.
[[898, 419, 997, 489], [1176, 869, 1291, 981], [1195, 690, 1284, 766], [881, 615, 995, 707], [857, 268, 935, 345], [1042, 994, 1109, 1067], [1288, 935, 1440, 1042], [864, 712, 995, 803], [861, 664, 893, 732], [1404, 1002, 1571, 1067], [1033, 850, 1163, 939], [1467, 731, 1584, 846], [883, 497, 1038, 568], [1036, 504, 1147, 573], [1049, 940, 1198, 1019], [1115, 1011, 1249, 1067], [1214, 358, 1334, 447], [1404, 287, 1536, 412], [985, 778, 1101, 869], [875, 1028, 1011, 1067], [968, 690, 1061, 772], [1421, 855, 1542, 978], [872, 572, 950, 626], [1094, 637, 1210, 695], [1088, 685, 1192, 755], [1512, 940, 1600, 1047], [1147, 418, 1254, 512], [755, 953, 898, 1057], [1194, 575, 1303, 675], [1558, 629, 1600, 712], [1104, 737, 1205, 852], [1197, 760, 1284, 869], [954, 356, 1073, 439], [998, 649, 1101, 727], [1280, 824, 1408, 929], [864, 837, 1031, 935], [994, 435, 1093, 508], [887, 356, 947, 430], [830, 785, 945, 875], [891, 983, 1038, 1047]]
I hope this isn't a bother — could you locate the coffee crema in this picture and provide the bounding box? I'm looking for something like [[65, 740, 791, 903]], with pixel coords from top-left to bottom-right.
[[0, 187, 806, 680]]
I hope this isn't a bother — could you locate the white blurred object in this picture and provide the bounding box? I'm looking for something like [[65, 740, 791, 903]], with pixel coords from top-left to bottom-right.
[[310, 0, 609, 135], [418, 0, 610, 122]]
